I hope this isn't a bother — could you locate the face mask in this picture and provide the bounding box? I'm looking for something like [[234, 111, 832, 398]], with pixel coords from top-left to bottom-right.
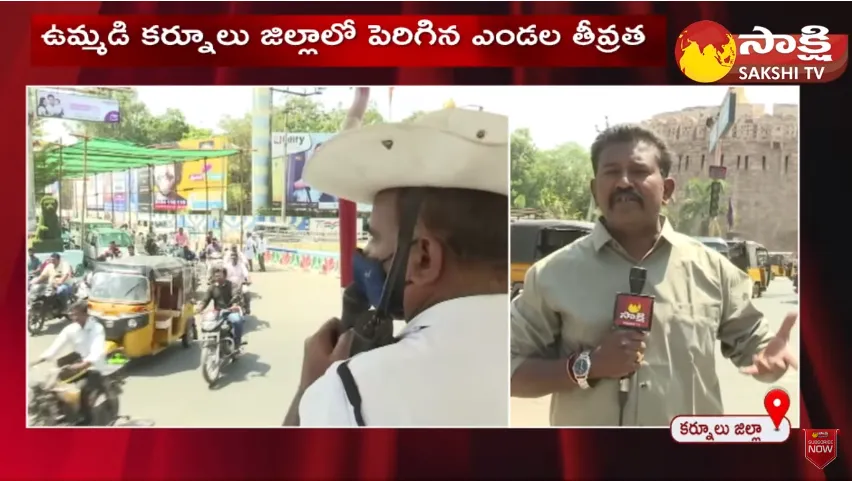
[[352, 249, 405, 318]]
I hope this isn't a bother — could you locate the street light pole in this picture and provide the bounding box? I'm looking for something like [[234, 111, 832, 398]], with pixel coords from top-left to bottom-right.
[[270, 87, 325, 220]]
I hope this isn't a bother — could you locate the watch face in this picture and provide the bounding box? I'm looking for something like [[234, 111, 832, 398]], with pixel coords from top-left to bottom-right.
[[574, 358, 589, 375]]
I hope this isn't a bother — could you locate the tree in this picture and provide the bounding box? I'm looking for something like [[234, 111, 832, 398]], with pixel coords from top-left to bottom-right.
[[510, 128, 594, 220], [32, 118, 58, 195], [66, 89, 192, 145], [182, 125, 214, 140], [218, 95, 385, 214], [666, 178, 728, 236]]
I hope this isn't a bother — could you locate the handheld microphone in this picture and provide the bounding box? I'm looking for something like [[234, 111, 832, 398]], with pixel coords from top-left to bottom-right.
[[613, 266, 654, 426]]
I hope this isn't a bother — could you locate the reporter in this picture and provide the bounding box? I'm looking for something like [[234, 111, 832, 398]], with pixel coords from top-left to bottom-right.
[[510, 125, 797, 426]]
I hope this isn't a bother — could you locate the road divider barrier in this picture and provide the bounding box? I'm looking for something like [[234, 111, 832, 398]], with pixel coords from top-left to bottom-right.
[[265, 248, 340, 277]]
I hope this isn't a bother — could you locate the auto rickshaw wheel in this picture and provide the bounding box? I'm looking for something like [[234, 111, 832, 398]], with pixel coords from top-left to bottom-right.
[[181, 317, 196, 348], [752, 283, 762, 298]]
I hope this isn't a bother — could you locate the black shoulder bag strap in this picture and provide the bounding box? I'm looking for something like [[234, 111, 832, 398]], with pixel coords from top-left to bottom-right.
[[336, 361, 366, 426]]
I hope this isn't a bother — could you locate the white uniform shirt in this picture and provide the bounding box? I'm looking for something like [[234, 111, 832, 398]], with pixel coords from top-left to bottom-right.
[[243, 238, 257, 258], [40, 320, 107, 372], [299, 294, 509, 427], [224, 261, 249, 286]]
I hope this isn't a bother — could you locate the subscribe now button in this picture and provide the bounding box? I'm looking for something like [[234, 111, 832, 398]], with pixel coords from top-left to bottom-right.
[[671, 415, 791, 443]]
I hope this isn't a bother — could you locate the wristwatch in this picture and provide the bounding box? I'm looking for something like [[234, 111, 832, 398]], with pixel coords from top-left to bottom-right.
[[572, 350, 592, 390]]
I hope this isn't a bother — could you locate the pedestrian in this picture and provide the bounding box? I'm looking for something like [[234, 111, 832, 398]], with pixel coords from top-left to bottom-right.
[[243, 232, 256, 272], [175, 227, 188, 248], [510, 124, 798, 427], [255, 233, 266, 272], [283, 105, 509, 427]]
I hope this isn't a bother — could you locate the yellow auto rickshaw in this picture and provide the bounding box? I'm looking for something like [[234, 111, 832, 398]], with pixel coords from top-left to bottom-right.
[[87, 256, 197, 358], [768, 252, 793, 277], [510, 219, 594, 298], [728, 240, 771, 298]]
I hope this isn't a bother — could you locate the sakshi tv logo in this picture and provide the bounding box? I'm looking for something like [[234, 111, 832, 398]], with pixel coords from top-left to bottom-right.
[[675, 21, 848, 84]]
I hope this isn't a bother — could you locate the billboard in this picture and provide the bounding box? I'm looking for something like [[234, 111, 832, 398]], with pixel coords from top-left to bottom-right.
[[135, 167, 151, 213], [152, 138, 229, 212], [103, 171, 131, 212], [271, 132, 370, 212], [35, 88, 120, 123]]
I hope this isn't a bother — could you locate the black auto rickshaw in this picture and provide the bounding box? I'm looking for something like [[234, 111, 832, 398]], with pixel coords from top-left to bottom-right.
[[510, 219, 594, 298]]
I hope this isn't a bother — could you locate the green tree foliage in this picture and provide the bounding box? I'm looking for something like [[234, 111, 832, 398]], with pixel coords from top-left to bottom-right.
[[510, 129, 594, 220], [182, 125, 215, 140], [219, 95, 384, 214], [666, 178, 728, 236], [70, 89, 193, 146]]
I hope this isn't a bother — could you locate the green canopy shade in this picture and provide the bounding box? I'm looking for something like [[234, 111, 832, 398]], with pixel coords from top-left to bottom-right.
[[41, 137, 240, 178]]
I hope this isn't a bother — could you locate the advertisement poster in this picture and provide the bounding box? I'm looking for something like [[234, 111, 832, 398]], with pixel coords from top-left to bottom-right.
[[103, 172, 129, 212], [152, 137, 228, 212], [35, 88, 120, 123], [136, 167, 151, 213], [271, 132, 337, 209]]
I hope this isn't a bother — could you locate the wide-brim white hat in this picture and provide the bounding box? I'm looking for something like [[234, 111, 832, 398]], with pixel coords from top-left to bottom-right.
[[302, 108, 508, 204]]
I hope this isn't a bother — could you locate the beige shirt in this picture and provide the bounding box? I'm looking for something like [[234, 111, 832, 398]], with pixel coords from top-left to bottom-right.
[[511, 218, 774, 427]]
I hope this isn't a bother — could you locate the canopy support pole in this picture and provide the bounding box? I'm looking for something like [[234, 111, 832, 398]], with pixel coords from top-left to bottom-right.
[[173, 160, 178, 234], [126, 169, 131, 227], [81, 135, 88, 246], [148, 165, 153, 230], [205, 157, 210, 236], [220, 156, 226, 242], [238, 152, 244, 250], [57, 139, 64, 220], [110, 171, 115, 221]]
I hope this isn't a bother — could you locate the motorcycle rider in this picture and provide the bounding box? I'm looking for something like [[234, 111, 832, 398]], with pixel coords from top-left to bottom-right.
[[30, 253, 73, 307], [144, 233, 158, 255], [28, 248, 41, 274], [175, 227, 189, 248], [29, 299, 107, 425], [197, 267, 245, 354], [225, 250, 251, 315], [229, 244, 249, 268], [181, 245, 197, 262], [102, 241, 121, 259]]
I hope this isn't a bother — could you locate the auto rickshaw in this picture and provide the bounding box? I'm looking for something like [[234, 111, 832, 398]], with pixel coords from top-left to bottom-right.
[[727, 240, 771, 298], [510, 219, 594, 298], [87, 256, 197, 359], [768, 252, 793, 277]]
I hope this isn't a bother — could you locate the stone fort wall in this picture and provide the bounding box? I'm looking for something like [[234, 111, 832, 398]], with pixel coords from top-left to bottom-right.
[[641, 92, 798, 252]]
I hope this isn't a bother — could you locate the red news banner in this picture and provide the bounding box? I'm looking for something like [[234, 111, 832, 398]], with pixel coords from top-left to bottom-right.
[[31, 15, 666, 68]]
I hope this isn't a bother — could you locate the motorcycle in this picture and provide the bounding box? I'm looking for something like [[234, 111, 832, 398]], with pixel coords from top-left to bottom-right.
[[27, 359, 127, 426], [28, 283, 67, 335], [199, 307, 242, 387], [74, 275, 91, 302]]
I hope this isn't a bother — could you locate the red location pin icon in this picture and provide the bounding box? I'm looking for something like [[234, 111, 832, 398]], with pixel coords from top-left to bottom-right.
[[764, 388, 790, 430]]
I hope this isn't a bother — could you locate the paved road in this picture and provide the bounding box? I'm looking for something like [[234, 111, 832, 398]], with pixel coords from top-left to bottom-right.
[[27, 266, 344, 427], [510, 277, 801, 427]]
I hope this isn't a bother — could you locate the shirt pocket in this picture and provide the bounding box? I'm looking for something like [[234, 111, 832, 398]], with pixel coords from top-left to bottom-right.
[[666, 303, 722, 365]]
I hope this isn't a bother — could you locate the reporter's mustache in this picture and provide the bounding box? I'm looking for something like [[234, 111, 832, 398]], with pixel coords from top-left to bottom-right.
[[609, 189, 644, 207]]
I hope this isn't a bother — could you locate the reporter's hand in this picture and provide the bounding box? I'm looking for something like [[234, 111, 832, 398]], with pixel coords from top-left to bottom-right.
[[589, 330, 648, 379]]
